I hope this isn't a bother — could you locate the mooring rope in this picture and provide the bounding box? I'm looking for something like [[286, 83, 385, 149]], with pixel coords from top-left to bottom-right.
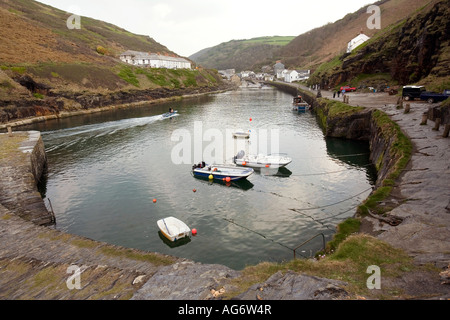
[[222, 217, 294, 251], [288, 187, 373, 212]]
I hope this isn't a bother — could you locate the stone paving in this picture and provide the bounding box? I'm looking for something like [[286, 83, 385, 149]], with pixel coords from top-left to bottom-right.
[[305, 87, 450, 269]]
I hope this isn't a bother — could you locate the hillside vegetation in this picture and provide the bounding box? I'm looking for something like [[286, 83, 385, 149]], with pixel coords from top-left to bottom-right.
[[0, 0, 226, 124], [308, 0, 449, 91], [190, 0, 431, 72], [189, 36, 295, 71], [278, 0, 431, 69]]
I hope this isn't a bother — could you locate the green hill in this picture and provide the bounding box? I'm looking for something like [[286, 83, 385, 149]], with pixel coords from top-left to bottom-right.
[[189, 36, 295, 71]]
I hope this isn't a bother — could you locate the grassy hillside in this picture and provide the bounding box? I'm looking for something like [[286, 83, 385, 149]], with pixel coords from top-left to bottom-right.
[[189, 36, 295, 71], [0, 0, 226, 124], [307, 0, 449, 91], [0, 0, 173, 65], [0, 0, 224, 98], [278, 0, 432, 70]]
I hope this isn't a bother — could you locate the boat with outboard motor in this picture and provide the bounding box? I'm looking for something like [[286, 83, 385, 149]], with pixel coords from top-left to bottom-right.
[[162, 110, 179, 119], [233, 150, 292, 169], [192, 162, 254, 181]]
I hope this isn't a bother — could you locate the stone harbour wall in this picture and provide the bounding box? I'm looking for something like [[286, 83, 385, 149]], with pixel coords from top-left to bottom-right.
[[0, 131, 54, 226]]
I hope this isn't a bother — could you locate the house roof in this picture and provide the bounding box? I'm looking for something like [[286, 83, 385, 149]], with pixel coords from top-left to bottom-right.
[[120, 51, 190, 63], [349, 34, 370, 43]]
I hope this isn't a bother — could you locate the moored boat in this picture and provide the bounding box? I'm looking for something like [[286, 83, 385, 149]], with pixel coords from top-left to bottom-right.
[[192, 162, 254, 181], [157, 217, 190, 242], [233, 150, 292, 169], [292, 95, 310, 111]]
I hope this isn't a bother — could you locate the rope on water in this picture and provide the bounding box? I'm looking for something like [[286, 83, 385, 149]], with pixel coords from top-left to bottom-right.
[[222, 218, 293, 251]]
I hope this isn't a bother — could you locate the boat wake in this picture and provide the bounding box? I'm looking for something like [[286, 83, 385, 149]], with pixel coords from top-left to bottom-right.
[[43, 114, 169, 152]]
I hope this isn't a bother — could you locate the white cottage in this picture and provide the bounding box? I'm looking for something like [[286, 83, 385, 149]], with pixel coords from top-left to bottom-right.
[[347, 31, 370, 53], [284, 70, 299, 83], [120, 50, 192, 69]]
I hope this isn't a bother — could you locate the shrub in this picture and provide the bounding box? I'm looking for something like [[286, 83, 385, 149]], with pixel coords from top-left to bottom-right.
[[96, 46, 108, 55]]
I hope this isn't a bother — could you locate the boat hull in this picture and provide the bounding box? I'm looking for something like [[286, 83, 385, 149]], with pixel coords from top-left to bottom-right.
[[232, 132, 250, 139], [292, 103, 310, 111], [192, 165, 254, 181], [234, 154, 292, 169], [162, 111, 179, 119]]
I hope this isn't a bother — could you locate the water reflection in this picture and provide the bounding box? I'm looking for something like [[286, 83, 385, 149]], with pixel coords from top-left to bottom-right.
[[193, 175, 255, 191], [158, 231, 192, 248], [326, 137, 377, 184]]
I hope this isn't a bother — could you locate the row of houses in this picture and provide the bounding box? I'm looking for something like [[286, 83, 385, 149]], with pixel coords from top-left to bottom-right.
[[274, 61, 311, 83], [218, 69, 275, 82], [219, 31, 370, 84], [219, 65, 309, 84], [119, 50, 192, 69]]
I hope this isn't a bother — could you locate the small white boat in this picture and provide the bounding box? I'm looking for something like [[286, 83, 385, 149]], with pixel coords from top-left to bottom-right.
[[157, 217, 190, 242], [232, 131, 250, 139], [233, 150, 292, 168]]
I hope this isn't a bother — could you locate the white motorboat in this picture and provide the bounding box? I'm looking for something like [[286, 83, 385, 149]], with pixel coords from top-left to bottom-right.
[[233, 150, 292, 168], [157, 217, 191, 242]]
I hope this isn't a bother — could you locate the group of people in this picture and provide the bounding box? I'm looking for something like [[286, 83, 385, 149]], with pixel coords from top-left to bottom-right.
[[333, 90, 346, 98]]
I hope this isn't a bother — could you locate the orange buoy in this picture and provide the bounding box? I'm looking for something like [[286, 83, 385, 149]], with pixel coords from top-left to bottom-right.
[[193, 189, 197, 193], [249, 118, 252, 122], [226, 177, 231, 182], [153, 199, 157, 203], [242, 161, 247, 166], [265, 164, 270, 168], [192, 228, 197, 236]]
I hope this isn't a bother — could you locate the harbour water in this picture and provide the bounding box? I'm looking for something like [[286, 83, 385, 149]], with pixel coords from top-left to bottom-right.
[[26, 88, 376, 270]]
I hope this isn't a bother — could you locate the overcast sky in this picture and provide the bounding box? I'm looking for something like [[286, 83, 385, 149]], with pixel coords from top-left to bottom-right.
[[37, 0, 374, 57]]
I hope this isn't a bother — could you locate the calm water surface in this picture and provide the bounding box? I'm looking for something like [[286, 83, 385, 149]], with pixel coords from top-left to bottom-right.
[[27, 88, 376, 270]]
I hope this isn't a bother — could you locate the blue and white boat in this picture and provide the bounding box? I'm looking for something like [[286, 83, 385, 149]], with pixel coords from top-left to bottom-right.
[[162, 110, 179, 119], [292, 96, 310, 111], [192, 162, 254, 181]]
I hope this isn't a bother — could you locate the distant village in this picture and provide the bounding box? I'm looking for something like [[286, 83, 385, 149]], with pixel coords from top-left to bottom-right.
[[218, 31, 371, 85], [218, 62, 311, 85]]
